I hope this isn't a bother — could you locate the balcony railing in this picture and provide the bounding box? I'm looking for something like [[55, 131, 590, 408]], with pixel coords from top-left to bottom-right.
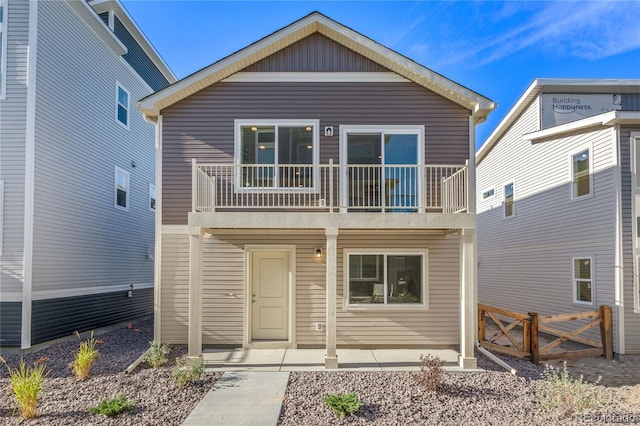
[[192, 160, 467, 214]]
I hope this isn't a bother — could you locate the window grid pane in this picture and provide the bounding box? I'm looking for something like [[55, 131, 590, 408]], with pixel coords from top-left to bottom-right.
[[504, 183, 514, 217], [573, 258, 592, 303]]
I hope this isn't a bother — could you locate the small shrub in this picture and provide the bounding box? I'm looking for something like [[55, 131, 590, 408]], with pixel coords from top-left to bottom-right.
[[414, 354, 445, 392], [170, 356, 204, 386], [537, 361, 602, 417], [0, 356, 48, 419], [69, 330, 100, 380], [324, 392, 363, 418], [143, 341, 169, 368], [89, 395, 136, 417]]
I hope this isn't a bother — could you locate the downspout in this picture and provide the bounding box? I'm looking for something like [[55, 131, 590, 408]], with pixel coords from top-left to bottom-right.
[[476, 341, 518, 375]]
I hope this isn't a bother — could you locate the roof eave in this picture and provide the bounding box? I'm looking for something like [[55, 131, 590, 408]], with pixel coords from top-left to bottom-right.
[[139, 12, 495, 121]]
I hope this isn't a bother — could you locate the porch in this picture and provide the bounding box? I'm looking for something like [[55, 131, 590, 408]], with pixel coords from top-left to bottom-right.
[[202, 348, 472, 372], [192, 161, 468, 214]]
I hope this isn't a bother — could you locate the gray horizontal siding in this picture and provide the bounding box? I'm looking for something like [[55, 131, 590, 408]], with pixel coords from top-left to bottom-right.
[[162, 81, 471, 224], [114, 16, 169, 91], [621, 125, 640, 353], [31, 288, 153, 345], [477, 98, 619, 349], [0, 302, 22, 348], [31, 0, 155, 293], [0, 0, 29, 293], [244, 33, 389, 72]]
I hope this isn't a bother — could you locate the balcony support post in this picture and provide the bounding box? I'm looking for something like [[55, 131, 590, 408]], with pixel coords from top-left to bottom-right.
[[188, 226, 203, 359], [325, 227, 339, 369]]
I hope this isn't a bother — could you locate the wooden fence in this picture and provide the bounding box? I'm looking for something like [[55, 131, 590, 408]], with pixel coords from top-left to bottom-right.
[[478, 304, 613, 364]]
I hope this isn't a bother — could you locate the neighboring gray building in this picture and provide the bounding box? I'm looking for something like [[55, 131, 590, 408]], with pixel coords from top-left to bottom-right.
[[0, 0, 175, 350], [476, 79, 640, 355]]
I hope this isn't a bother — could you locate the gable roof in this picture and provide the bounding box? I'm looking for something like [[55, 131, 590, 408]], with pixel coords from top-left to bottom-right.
[[476, 78, 640, 165], [138, 12, 495, 122]]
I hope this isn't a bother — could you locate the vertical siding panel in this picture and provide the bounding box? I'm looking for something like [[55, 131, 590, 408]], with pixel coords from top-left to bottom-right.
[[244, 33, 388, 72]]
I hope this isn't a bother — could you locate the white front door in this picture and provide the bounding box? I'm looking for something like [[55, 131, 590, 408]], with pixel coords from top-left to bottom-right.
[[251, 251, 289, 340]]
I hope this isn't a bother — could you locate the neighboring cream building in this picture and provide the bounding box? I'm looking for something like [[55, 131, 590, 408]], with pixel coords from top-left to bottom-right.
[[476, 79, 640, 355]]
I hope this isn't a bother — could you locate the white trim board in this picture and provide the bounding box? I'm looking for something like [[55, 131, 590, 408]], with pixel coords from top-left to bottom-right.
[[31, 282, 154, 301], [21, 0, 39, 350]]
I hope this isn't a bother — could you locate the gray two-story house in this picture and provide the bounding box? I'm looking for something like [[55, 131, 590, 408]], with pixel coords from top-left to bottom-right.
[[476, 79, 640, 356], [0, 0, 175, 350], [138, 12, 495, 369]]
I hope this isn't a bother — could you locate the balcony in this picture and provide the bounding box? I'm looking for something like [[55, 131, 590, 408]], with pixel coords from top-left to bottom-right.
[[192, 160, 467, 215]]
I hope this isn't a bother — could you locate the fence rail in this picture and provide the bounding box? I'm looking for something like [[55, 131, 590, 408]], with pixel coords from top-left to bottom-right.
[[192, 161, 467, 213], [478, 304, 613, 364]]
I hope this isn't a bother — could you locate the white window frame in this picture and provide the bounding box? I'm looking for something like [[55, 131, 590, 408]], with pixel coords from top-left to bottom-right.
[[343, 248, 429, 311], [148, 183, 156, 212], [115, 81, 130, 130], [234, 119, 320, 192], [339, 125, 425, 212], [503, 181, 515, 218], [569, 145, 593, 200], [0, 0, 7, 100], [114, 166, 130, 211], [481, 187, 495, 200], [572, 256, 595, 306]]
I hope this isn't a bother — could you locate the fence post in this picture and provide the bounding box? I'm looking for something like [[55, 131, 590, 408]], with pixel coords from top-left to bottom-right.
[[599, 305, 613, 360], [522, 317, 531, 355], [478, 306, 486, 343], [529, 312, 539, 364]]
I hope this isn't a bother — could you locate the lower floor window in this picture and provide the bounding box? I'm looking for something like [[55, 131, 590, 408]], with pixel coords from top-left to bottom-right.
[[346, 251, 426, 306], [573, 257, 593, 304]]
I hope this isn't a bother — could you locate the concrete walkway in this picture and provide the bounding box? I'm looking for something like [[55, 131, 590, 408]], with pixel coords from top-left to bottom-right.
[[182, 371, 290, 426]]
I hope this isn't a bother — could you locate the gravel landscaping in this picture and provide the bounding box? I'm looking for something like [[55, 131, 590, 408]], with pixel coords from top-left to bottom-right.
[[0, 319, 221, 425], [3, 320, 640, 425], [278, 353, 640, 425]]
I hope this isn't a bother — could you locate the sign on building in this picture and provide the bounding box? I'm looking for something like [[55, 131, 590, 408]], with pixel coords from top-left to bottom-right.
[[541, 94, 622, 128]]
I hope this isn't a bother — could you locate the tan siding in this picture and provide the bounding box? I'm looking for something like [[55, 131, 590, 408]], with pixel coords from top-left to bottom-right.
[[162, 81, 471, 224], [160, 233, 190, 344], [336, 233, 459, 346], [477, 98, 619, 348], [162, 230, 460, 347], [244, 33, 389, 72]]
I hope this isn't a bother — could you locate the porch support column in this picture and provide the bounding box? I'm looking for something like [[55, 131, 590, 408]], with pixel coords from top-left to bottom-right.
[[325, 227, 339, 369], [188, 226, 203, 359], [459, 228, 477, 369]]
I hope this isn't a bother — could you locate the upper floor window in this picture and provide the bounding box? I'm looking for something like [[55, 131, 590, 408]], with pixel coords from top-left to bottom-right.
[[115, 166, 129, 210], [115, 82, 130, 129], [235, 120, 319, 190], [571, 149, 591, 199], [0, 0, 7, 99], [149, 183, 156, 211], [482, 188, 495, 199], [504, 182, 514, 218], [345, 250, 428, 309], [572, 257, 593, 305]]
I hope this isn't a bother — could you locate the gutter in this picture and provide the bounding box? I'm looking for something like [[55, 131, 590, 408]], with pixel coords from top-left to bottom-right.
[[476, 341, 518, 375], [124, 347, 151, 374]]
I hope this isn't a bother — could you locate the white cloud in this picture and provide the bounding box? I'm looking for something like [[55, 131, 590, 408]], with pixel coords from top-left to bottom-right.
[[433, 1, 640, 67]]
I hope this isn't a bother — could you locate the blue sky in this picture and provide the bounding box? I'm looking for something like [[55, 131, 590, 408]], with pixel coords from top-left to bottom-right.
[[122, 0, 640, 148]]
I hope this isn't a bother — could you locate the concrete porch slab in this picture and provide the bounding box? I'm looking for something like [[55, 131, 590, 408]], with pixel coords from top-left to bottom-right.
[[203, 348, 286, 371]]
